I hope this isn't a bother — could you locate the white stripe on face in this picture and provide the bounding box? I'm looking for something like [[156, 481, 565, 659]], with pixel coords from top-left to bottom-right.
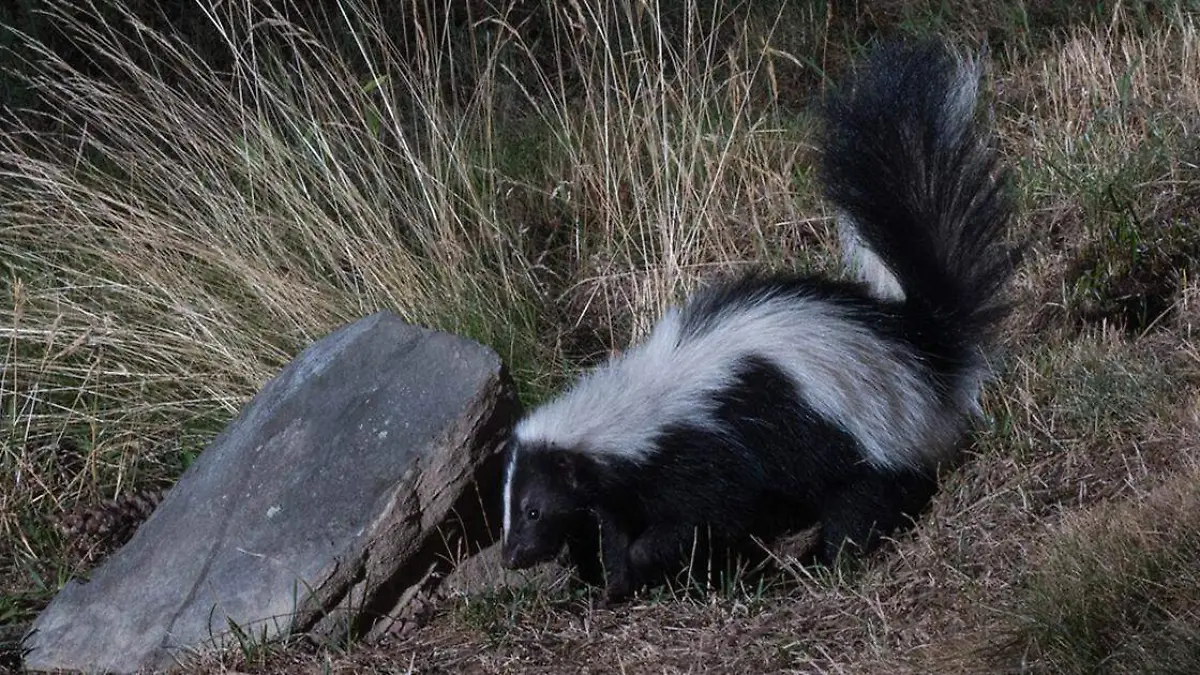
[[501, 445, 516, 544]]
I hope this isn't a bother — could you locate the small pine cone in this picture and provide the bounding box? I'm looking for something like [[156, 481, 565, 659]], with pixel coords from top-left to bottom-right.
[[104, 487, 166, 545], [58, 487, 167, 564], [109, 489, 164, 526], [57, 507, 114, 539]]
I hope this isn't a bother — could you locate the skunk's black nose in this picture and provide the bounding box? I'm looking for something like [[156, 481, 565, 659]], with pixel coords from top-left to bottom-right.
[[500, 543, 520, 570]]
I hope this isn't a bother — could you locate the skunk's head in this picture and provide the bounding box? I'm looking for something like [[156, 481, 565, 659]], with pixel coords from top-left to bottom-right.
[[501, 441, 593, 570]]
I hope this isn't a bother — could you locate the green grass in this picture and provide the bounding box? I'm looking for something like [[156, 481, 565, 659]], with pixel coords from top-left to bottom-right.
[[1007, 471, 1200, 674], [2, 0, 1200, 673], [452, 584, 566, 646]]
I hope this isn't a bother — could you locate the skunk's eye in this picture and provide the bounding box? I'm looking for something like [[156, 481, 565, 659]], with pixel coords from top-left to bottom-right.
[[526, 508, 540, 521]]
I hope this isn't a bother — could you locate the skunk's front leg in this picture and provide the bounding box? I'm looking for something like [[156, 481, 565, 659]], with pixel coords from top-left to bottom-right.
[[564, 506, 635, 602], [561, 513, 612, 582], [596, 510, 635, 604], [568, 504, 637, 604]]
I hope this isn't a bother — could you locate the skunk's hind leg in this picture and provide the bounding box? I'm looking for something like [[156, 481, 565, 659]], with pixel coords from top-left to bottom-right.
[[814, 467, 939, 565]]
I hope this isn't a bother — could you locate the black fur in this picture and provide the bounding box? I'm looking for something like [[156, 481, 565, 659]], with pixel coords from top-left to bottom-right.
[[501, 39, 1018, 603], [505, 316, 941, 601], [506, 353, 887, 600], [822, 40, 1019, 349]]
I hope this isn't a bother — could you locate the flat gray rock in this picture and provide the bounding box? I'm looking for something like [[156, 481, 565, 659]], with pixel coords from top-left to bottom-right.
[[23, 312, 515, 673]]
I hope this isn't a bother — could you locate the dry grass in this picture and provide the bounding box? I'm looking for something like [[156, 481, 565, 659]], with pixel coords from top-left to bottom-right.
[[1, 0, 813, 633], [1002, 466, 1200, 674], [1000, 5, 1200, 338], [3, 0, 1200, 673], [0, 0, 537, 623]]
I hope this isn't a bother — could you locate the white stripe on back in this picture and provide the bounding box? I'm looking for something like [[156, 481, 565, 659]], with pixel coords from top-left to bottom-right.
[[516, 289, 970, 471]]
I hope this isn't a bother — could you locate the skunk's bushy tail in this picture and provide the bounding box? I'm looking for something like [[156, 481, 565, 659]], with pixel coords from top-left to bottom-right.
[[822, 40, 1018, 348]]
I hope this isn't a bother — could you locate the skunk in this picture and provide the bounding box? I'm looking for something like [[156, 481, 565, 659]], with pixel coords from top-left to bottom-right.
[[500, 39, 1018, 602]]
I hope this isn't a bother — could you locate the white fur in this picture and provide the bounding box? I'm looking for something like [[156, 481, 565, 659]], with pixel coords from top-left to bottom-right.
[[502, 448, 516, 544], [837, 213, 906, 302], [836, 52, 984, 305], [955, 350, 990, 420], [512, 50, 993, 478], [516, 290, 971, 472], [943, 51, 982, 144]]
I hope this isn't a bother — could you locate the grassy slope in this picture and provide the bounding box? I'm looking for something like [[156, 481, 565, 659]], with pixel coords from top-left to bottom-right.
[[3, 0, 1200, 672]]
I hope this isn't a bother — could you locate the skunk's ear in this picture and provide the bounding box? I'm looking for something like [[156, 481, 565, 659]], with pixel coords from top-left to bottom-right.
[[551, 451, 590, 491]]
